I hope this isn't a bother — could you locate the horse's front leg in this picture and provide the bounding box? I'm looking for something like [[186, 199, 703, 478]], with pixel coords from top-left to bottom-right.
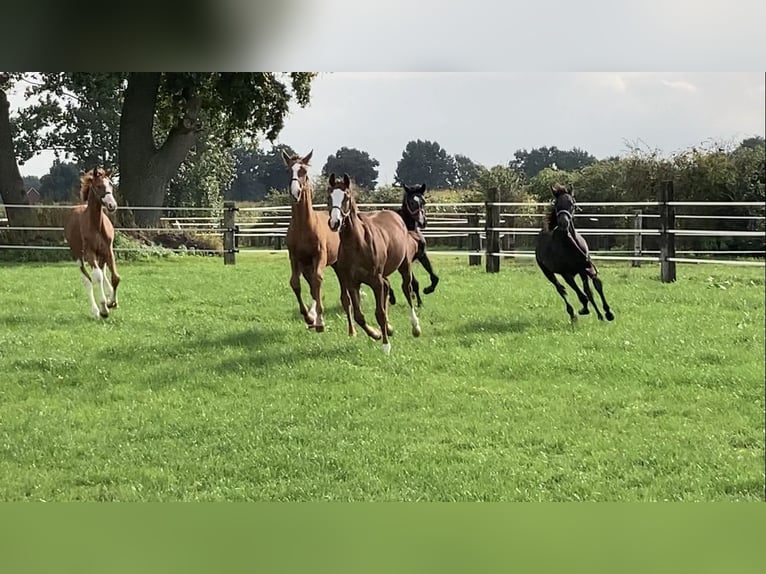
[[418, 248, 440, 295], [576, 273, 604, 320], [308, 258, 327, 333], [84, 251, 109, 318], [590, 274, 615, 321], [289, 255, 310, 325], [349, 284, 381, 341], [77, 257, 100, 318], [371, 276, 393, 354], [339, 283, 356, 337], [562, 274, 594, 317], [105, 248, 121, 308]]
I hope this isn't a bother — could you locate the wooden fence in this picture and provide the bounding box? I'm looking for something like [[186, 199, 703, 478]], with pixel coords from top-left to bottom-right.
[[2, 183, 764, 283]]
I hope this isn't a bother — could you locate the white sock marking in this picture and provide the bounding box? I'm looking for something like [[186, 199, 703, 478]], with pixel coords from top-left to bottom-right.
[[382, 342, 392, 354], [307, 300, 317, 323]]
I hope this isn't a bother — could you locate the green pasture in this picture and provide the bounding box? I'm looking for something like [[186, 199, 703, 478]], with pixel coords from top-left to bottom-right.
[[0, 255, 763, 500]]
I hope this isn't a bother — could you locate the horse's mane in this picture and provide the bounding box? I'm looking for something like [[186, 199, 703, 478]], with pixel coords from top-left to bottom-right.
[[543, 207, 557, 231], [79, 168, 106, 202], [79, 172, 94, 202]]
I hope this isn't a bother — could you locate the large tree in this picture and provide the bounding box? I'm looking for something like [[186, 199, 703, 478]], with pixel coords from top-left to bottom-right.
[[395, 140, 457, 189], [453, 154, 482, 189], [321, 147, 379, 190], [227, 144, 296, 202], [15, 73, 316, 225], [39, 159, 80, 202], [0, 74, 38, 236], [510, 146, 597, 179]]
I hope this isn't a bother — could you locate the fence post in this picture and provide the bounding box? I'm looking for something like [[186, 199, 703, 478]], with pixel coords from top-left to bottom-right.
[[632, 209, 643, 268], [468, 213, 481, 266], [485, 187, 500, 273], [658, 181, 676, 282], [223, 201, 238, 265]]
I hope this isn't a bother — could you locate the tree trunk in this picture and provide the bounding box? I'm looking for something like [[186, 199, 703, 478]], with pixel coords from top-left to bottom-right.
[[0, 87, 38, 243], [118, 73, 200, 227]]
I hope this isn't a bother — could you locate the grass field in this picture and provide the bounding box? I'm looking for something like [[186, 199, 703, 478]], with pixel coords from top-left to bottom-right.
[[0, 254, 763, 501]]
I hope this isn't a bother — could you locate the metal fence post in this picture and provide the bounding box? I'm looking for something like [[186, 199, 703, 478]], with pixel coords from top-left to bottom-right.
[[485, 187, 500, 273], [658, 181, 676, 282], [632, 209, 643, 268], [223, 201, 238, 265]]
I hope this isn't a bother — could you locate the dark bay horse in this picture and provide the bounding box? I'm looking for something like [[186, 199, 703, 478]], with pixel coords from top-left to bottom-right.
[[327, 173, 421, 354], [282, 149, 340, 333], [390, 183, 439, 306], [535, 184, 614, 323], [63, 168, 121, 318]]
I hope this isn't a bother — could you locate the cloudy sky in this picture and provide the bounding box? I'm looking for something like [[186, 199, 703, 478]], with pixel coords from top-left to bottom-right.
[[14, 72, 764, 185]]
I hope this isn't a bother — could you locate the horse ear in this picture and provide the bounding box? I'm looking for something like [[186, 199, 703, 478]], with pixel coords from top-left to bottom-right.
[[105, 168, 112, 177], [419, 184, 427, 193], [550, 185, 560, 196], [343, 173, 351, 187], [302, 150, 313, 165], [329, 173, 336, 186], [281, 149, 292, 166]]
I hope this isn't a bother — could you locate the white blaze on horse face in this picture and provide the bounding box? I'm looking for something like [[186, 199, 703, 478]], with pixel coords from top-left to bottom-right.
[[102, 179, 118, 212], [328, 188, 346, 228], [290, 164, 302, 199]]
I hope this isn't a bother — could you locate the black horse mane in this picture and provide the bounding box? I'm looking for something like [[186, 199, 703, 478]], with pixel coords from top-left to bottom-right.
[[543, 206, 557, 231]]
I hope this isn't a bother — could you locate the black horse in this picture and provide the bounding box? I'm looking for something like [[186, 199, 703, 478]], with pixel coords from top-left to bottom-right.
[[535, 184, 614, 323], [388, 183, 440, 307]]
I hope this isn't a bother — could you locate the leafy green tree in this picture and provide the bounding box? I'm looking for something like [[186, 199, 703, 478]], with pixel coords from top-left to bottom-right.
[[39, 159, 80, 202], [322, 147, 379, 190], [453, 154, 482, 189], [227, 144, 296, 201], [395, 140, 457, 189], [510, 146, 597, 179], [15, 73, 316, 224]]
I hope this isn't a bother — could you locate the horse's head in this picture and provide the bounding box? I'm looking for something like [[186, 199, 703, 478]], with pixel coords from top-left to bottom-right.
[[403, 183, 427, 229], [327, 173, 352, 232], [551, 183, 576, 232], [83, 168, 117, 213], [281, 149, 313, 201]]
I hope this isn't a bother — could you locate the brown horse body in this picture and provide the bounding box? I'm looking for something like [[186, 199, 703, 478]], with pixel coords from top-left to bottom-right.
[[283, 150, 340, 332], [63, 168, 120, 318], [327, 173, 421, 354]]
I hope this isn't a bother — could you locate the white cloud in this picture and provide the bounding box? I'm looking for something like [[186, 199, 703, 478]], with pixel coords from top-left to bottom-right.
[[661, 80, 697, 93]]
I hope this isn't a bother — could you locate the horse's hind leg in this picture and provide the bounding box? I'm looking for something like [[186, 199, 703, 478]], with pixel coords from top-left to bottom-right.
[[104, 249, 121, 308], [340, 283, 356, 337], [538, 260, 576, 323], [399, 263, 422, 338], [562, 274, 595, 317], [591, 275, 615, 321], [578, 273, 604, 320], [386, 277, 396, 306]]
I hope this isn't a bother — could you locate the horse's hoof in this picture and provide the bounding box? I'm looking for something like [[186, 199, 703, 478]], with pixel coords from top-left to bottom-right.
[[386, 324, 394, 336], [412, 325, 421, 337], [99, 311, 109, 319], [382, 342, 392, 355], [605, 311, 615, 321], [368, 329, 382, 341], [315, 324, 325, 333], [423, 278, 439, 295], [578, 308, 590, 315]]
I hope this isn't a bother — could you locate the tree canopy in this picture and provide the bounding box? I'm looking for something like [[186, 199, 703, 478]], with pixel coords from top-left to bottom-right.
[[321, 147, 379, 190], [395, 139, 457, 189]]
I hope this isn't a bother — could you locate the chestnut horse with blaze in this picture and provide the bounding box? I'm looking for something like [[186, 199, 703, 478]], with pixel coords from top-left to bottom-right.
[[327, 173, 422, 354], [282, 150, 340, 332], [63, 168, 121, 318]]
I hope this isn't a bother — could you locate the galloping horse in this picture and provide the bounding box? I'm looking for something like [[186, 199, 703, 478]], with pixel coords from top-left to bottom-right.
[[535, 184, 614, 323], [63, 168, 121, 318], [282, 149, 340, 332], [395, 183, 439, 300], [327, 173, 421, 354]]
